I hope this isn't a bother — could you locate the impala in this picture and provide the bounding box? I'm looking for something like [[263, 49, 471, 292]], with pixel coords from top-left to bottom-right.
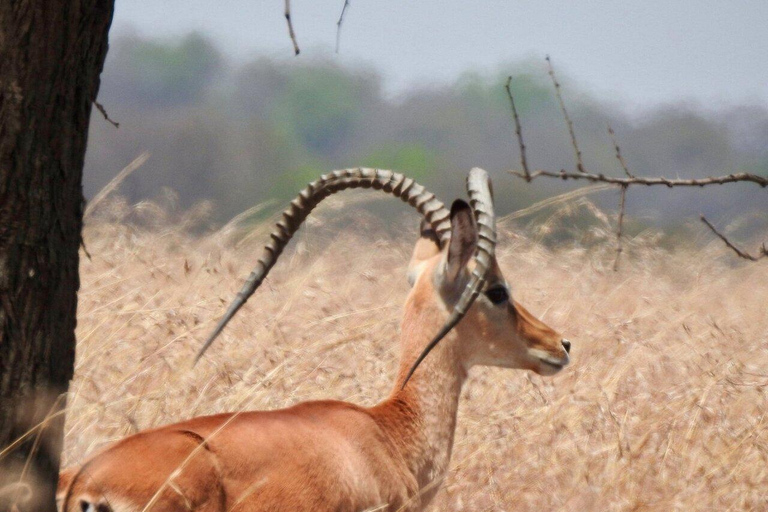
[[58, 168, 571, 512]]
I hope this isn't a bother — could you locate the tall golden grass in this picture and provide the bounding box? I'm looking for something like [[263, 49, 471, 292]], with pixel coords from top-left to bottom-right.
[[63, 192, 768, 511]]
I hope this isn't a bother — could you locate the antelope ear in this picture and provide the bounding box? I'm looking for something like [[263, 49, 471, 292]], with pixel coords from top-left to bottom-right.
[[444, 200, 477, 283], [407, 220, 441, 286]]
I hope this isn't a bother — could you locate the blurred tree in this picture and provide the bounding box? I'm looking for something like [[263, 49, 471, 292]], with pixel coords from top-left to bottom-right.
[[270, 65, 380, 156], [101, 32, 223, 107], [83, 39, 768, 228], [0, 2, 113, 511]]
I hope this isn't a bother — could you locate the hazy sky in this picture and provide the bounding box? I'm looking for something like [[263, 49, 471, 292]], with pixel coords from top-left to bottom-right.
[[115, 1, 768, 111]]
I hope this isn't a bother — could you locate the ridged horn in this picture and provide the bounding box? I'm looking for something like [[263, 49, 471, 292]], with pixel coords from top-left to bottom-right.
[[401, 168, 496, 388], [195, 168, 451, 363]]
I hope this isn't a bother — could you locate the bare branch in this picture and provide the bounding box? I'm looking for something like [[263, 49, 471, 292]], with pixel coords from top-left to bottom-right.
[[508, 168, 768, 188], [505, 58, 767, 266], [613, 185, 628, 271], [284, 0, 300, 56], [505, 76, 530, 181], [608, 126, 634, 178], [700, 216, 767, 261], [94, 100, 119, 128], [546, 55, 585, 173], [80, 239, 92, 261], [335, 0, 351, 54]]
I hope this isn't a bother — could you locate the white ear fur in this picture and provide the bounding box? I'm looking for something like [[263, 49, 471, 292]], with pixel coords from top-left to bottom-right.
[[407, 221, 442, 287]]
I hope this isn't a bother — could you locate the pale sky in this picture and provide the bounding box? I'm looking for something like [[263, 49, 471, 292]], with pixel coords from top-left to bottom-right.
[[114, 1, 768, 111]]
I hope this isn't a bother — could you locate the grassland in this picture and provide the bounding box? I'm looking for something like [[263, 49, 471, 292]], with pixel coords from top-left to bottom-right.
[[63, 193, 768, 511]]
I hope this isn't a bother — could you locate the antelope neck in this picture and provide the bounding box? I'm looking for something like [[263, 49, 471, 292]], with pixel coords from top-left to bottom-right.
[[374, 302, 468, 490]]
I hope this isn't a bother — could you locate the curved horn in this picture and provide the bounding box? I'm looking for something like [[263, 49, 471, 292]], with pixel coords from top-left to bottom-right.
[[401, 168, 496, 388], [195, 168, 451, 363]]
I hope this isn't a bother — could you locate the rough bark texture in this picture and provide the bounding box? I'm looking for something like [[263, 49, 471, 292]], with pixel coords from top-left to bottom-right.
[[0, 2, 113, 511]]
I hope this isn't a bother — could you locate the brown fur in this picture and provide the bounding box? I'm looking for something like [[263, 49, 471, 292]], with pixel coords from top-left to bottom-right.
[[59, 226, 568, 512]]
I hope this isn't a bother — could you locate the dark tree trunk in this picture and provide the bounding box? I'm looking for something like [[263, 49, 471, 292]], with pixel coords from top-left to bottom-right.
[[0, 2, 113, 511]]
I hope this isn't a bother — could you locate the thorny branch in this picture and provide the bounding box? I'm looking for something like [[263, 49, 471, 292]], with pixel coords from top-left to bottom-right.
[[508, 168, 768, 187], [284, 0, 300, 56], [700, 216, 768, 261], [505, 60, 768, 268], [609, 126, 634, 178], [546, 55, 585, 173], [613, 185, 627, 271], [336, 0, 351, 53], [94, 100, 119, 128], [505, 76, 531, 181]]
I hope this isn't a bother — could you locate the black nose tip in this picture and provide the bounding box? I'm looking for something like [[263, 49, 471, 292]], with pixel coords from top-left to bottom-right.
[[562, 339, 571, 353]]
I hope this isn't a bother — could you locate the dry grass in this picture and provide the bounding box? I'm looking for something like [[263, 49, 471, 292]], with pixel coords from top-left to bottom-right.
[[63, 193, 768, 511]]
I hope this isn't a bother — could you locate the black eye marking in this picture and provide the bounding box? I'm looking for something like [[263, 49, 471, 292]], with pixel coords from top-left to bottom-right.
[[485, 286, 509, 305]]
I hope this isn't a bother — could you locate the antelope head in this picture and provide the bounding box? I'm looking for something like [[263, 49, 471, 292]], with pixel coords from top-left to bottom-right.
[[197, 167, 569, 383], [406, 197, 571, 382]]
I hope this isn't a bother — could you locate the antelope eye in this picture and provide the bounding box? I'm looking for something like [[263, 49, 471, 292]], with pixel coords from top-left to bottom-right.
[[485, 286, 509, 305]]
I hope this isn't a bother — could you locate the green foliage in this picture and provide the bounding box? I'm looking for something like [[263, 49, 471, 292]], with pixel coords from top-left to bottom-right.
[[269, 161, 329, 201], [358, 143, 444, 183], [456, 69, 554, 116], [269, 66, 372, 154], [107, 32, 222, 106]]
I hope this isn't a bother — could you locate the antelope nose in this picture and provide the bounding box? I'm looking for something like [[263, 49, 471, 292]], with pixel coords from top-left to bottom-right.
[[561, 339, 571, 354]]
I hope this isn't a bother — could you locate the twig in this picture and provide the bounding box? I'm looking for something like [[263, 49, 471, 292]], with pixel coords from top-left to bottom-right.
[[700, 216, 767, 261], [505, 76, 531, 181], [284, 0, 300, 56], [613, 185, 628, 271], [608, 126, 634, 178], [609, 125, 633, 270], [94, 100, 119, 128], [546, 55, 585, 173], [335, 0, 351, 54], [80, 239, 92, 261], [508, 169, 768, 187]]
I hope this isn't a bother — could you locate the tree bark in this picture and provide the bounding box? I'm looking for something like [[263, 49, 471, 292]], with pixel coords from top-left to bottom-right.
[[0, 2, 113, 511]]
